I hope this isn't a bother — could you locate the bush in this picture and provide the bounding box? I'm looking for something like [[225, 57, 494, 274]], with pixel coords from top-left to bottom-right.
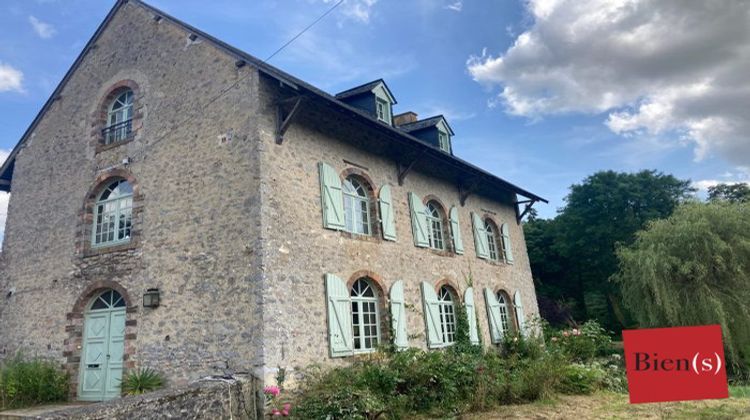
[[546, 320, 613, 362], [0, 355, 68, 410], [121, 368, 165, 396]]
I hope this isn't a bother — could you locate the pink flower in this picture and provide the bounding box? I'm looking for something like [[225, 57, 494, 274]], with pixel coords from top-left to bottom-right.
[[264, 386, 281, 397], [272, 409, 281, 416], [572, 329, 581, 336], [281, 409, 289, 416], [283, 403, 291, 411], [562, 331, 570, 337]]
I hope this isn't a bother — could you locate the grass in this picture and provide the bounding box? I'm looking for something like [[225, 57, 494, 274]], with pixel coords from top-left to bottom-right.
[[461, 389, 750, 419]]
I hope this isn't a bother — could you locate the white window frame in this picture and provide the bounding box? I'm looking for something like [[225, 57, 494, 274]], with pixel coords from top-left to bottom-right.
[[351, 278, 381, 353], [92, 180, 133, 248], [376, 98, 390, 123], [485, 220, 499, 261], [497, 292, 511, 335], [104, 90, 134, 144], [342, 177, 371, 235], [438, 131, 450, 152], [425, 201, 445, 250], [438, 286, 456, 344]]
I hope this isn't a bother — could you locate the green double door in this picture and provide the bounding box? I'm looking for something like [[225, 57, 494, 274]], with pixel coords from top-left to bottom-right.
[[79, 290, 126, 401]]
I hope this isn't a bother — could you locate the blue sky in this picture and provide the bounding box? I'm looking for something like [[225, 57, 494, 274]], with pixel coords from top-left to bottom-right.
[[0, 0, 748, 242]]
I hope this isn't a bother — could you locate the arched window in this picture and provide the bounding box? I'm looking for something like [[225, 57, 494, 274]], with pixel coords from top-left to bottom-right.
[[104, 90, 133, 144], [496, 291, 513, 335], [485, 219, 500, 261], [425, 201, 446, 250], [89, 289, 127, 311], [93, 180, 133, 247], [438, 286, 456, 344], [342, 177, 371, 235], [350, 278, 381, 352]]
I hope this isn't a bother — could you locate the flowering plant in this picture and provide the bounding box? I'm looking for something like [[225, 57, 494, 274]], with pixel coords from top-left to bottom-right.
[[264, 369, 292, 417]]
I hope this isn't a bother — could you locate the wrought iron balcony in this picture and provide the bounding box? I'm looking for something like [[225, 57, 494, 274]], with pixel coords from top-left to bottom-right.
[[101, 119, 133, 145]]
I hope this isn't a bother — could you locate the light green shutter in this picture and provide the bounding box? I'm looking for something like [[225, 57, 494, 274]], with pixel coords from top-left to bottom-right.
[[318, 162, 345, 230], [379, 185, 397, 241], [325, 274, 353, 357], [409, 193, 429, 248], [501, 223, 514, 264], [472, 212, 490, 259], [484, 288, 504, 344], [390, 280, 408, 350], [514, 291, 526, 337], [449, 206, 464, 255], [464, 287, 479, 345], [420, 281, 444, 348]]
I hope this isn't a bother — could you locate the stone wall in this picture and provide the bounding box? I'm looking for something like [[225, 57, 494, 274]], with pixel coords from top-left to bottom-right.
[[41, 376, 261, 420], [0, 1, 265, 393], [255, 76, 541, 384]]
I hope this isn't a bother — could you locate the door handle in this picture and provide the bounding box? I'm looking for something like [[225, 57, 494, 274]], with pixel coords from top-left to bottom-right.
[[87, 364, 100, 369], [106, 354, 111, 359]]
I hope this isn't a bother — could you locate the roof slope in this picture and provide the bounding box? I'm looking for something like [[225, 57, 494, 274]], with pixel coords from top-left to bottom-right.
[[399, 115, 455, 136], [0, 0, 546, 204]]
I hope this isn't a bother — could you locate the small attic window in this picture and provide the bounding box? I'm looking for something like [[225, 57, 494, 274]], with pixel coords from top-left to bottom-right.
[[438, 131, 450, 152], [376, 98, 391, 124]]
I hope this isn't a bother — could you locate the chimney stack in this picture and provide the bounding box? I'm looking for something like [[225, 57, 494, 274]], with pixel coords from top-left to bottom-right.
[[393, 111, 418, 126]]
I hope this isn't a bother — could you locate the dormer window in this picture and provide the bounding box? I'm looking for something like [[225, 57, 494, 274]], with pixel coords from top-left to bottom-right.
[[438, 131, 450, 152], [376, 98, 389, 123]]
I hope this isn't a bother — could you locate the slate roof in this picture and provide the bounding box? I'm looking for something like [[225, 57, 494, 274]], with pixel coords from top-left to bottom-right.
[[336, 79, 384, 100], [0, 0, 546, 205], [398, 115, 455, 136]]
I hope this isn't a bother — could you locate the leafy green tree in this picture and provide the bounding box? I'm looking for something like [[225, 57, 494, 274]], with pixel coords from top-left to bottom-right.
[[613, 203, 750, 373], [525, 170, 694, 332], [708, 183, 750, 203]]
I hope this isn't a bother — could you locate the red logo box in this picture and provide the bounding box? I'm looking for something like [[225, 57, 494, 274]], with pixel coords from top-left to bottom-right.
[[623, 325, 728, 403]]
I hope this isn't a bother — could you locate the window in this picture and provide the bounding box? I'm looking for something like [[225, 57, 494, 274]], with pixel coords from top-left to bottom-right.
[[93, 180, 133, 247], [497, 291, 512, 334], [485, 220, 499, 261], [351, 278, 381, 352], [425, 201, 445, 250], [342, 177, 371, 235], [90, 290, 127, 310], [103, 90, 133, 144], [438, 131, 450, 152], [376, 98, 389, 123], [438, 286, 456, 344]]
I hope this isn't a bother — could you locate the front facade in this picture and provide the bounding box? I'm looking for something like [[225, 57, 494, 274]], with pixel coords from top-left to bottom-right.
[[0, 0, 544, 401]]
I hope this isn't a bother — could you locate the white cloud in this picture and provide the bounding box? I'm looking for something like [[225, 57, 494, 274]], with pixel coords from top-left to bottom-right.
[[467, 0, 750, 165], [0, 63, 24, 93], [445, 1, 463, 12], [322, 0, 378, 23], [29, 15, 56, 39], [0, 150, 10, 248]]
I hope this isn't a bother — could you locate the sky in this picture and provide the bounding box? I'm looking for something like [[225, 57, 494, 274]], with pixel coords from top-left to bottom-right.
[[0, 0, 749, 243]]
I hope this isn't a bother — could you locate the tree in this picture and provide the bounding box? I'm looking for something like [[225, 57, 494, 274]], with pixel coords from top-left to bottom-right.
[[613, 203, 750, 373], [524, 170, 694, 332], [708, 183, 750, 203]]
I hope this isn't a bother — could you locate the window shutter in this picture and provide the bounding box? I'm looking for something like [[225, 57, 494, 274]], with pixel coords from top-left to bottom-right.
[[449, 206, 464, 255], [408, 193, 430, 248], [390, 280, 408, 350], [379, 185, 397, 241], [325, 274, 353, 357], [471, 212, 490, 259], [501, 223, 514, 264], [514, 291, 526, 337], [464, 287, 479, 345], [420, 281, 444, 348], [484, 288, 504, 344], [318, 162, 345, 230]]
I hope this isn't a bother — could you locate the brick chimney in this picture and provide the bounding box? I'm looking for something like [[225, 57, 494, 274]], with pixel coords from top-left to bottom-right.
[[393, 111, 418, 127]]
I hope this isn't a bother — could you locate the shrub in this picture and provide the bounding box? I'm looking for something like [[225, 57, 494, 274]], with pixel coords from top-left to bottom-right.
[[121, 368, 164, 396], [557, 363, 606, 395], [546, 320, 612, 362], [0, 355, 68, 410]]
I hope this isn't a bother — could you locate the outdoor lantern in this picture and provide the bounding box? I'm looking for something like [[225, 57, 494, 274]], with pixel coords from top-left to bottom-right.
[[143, 288, 160, 308]]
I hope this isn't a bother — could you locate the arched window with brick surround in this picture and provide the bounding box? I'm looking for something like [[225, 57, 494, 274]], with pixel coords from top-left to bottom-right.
[[342, 176, 372, 236], [92, 179, 133, 247], [103, 90, 133, 145]]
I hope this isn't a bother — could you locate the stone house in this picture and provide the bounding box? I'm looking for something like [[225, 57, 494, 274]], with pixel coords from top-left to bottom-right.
[[0, 0, 546, 402]]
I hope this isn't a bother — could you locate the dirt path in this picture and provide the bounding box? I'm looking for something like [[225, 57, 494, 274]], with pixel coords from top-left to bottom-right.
[[461, 392, 750, 419]]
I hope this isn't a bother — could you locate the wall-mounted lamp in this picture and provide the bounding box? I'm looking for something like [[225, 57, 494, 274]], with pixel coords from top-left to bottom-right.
[[143, 288, 160, 308]]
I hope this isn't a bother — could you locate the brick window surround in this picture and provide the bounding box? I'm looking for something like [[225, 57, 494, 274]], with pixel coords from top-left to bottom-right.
[[434, 278, 462, 303], [91, 80, 144, 153], [63, 280, 138, 399], [346, 270, 390, 344], [76, 168, 144, 257], [422, 195, 455, 256]]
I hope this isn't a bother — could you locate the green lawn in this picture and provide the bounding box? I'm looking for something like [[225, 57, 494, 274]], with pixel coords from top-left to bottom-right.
[[462, 389, 750, 419]]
